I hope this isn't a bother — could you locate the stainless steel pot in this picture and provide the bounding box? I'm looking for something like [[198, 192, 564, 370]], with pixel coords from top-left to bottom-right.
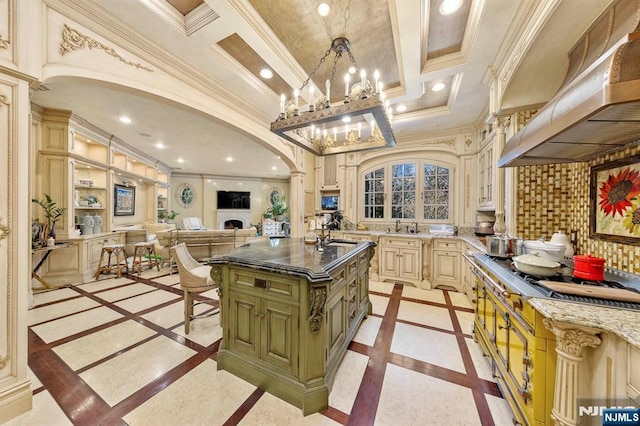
[[474, 221, 495, 235], [485, 234, 523, 258]]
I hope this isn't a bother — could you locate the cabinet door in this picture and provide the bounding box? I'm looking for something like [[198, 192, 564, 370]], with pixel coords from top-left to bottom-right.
[[262, 299, 299, 375], [398, 248, 420, 281], [228, 291, 260, 358], [432, 250, 461, 289], [508, 319, 530, 402], [325, 290, 346, 364], [380, 247, 400, 277]]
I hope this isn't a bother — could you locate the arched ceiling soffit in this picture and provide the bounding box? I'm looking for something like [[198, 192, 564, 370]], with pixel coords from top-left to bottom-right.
[[31, 76, 295, 177]]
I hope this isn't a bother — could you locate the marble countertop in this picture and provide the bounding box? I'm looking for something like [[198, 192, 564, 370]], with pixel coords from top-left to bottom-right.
[[530, 298, 640, 349], [208, 237, 375, 283], [332, 229, 487, 252]]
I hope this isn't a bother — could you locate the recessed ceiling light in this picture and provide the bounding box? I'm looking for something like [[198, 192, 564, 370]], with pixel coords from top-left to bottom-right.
[[259, 68, 273, 79], [226, 156, 233, 162], [177, 158, 184, 163], [155, 142, 165, 149], [431, 82, 446, 92], [396, 104, 407, 112], [317, 2, 331, 16], [272, 166, 277, 170], [439, 0, 462, 15], [119, 116, 132, 124], [342, 116, 352, 123]]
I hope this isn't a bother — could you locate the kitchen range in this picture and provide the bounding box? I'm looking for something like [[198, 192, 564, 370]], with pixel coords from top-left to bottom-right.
[[463, 252, 640, 425]]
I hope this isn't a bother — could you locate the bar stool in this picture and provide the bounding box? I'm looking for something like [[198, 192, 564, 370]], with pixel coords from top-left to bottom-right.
[[131, 241, 161, 276], [95, 244, 128, 279]]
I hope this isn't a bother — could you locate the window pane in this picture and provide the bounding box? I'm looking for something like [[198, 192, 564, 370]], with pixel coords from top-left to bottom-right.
[[391, 163, 416, 220], [364, 167, 385, 219], [423, 163, 450, 221]]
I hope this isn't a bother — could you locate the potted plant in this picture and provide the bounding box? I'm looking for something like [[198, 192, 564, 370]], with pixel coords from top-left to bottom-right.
[[32, 193, 67, 241], [269, 196, 289, 221]]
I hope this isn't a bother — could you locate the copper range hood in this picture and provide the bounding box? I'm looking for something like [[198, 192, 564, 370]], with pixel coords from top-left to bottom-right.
[[499, 1, 640, 168]]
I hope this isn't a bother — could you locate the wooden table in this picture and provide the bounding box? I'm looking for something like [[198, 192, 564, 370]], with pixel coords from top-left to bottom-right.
[[32, 242, 71, 289]]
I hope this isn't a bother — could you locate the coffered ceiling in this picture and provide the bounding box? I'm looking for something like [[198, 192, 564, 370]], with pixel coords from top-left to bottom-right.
[[31, 0, 614, 177]]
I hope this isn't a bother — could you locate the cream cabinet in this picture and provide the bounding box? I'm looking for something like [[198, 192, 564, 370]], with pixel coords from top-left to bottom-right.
[[341, 232, 380, 281], [628, 344, 640, 405], [462, 243, 481, 304], [34, 109, 170, 287], [379, 235, 421, 286], [478, 135, 495, 211], [43, 232, 126, 286], [431, 239, 462, 291]]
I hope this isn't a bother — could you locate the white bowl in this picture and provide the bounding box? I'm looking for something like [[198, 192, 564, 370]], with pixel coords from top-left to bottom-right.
[[523, 240, 566, 262], [513, 252, 561, 277]]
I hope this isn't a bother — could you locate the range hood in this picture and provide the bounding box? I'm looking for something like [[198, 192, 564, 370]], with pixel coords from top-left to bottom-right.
[[499, 32, 640, 168]]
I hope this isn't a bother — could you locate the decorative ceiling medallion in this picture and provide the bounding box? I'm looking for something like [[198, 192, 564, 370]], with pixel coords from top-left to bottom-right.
[[59, 24, 153, 72], [176, 183, 196, 208]]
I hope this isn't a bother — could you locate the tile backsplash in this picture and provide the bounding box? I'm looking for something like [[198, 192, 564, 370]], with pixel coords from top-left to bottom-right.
[[515, 144, 640, 274]]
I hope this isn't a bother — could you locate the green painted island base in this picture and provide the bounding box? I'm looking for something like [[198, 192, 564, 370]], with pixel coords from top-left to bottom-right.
[[217, 300, 371, 415], [209, 238, 375, 416]]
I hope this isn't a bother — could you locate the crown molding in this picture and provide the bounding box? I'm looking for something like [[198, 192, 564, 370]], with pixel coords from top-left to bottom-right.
[[44, 0, 269, 127]]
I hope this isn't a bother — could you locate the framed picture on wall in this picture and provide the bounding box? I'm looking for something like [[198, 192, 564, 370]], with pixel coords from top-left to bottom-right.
[[114, 184, 135, 216], [590, 155, 640, 245]]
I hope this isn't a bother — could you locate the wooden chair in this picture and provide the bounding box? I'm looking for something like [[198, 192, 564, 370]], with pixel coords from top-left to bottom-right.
[[170, 243, 220, 334]]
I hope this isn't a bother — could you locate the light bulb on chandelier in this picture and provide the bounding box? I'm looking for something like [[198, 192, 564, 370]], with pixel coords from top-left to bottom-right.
[[270, 37, 396, 156]]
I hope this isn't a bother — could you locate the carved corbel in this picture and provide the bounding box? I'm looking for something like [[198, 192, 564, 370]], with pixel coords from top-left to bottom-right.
[[309, 285, 327, 333]]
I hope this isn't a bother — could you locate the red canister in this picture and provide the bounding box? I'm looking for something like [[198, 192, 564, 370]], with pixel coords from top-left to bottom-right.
[[573, 254, 606, 281]]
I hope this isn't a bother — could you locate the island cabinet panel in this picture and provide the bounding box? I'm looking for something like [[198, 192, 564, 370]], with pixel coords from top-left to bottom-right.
[[212, 238, 375, 416], [263, 300, 299, 375], [325, 290, 347, 363], [228, 291, 259, 357]]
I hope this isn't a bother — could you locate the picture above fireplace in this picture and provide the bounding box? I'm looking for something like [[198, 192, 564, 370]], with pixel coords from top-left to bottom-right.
[[217, 191, 250, 210]]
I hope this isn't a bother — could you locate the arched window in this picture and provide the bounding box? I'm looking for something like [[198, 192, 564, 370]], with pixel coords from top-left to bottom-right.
[[361, 161, 452, 222]]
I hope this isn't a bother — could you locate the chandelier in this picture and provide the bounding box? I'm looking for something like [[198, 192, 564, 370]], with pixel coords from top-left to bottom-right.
[[270, 37, 396, 156]]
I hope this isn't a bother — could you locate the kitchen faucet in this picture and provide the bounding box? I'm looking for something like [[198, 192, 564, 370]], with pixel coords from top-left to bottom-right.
[[395, 219, 401, 233]]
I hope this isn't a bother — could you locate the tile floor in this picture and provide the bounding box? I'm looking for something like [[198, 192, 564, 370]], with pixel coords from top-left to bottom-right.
[[10, 268, 515, 425]]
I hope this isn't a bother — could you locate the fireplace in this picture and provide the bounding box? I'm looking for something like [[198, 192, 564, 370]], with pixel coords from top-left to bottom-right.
[[224, 219, 243, 229], [217, 210, 251, 230]]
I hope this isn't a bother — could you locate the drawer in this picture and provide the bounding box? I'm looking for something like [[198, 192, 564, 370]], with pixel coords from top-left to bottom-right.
[[381, 236, 420, 248], [229, 267, 299, 301], [434, 239, 462, 251]]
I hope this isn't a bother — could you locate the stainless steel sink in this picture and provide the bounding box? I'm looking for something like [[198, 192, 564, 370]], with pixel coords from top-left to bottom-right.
[[324, 240, 358, 248]]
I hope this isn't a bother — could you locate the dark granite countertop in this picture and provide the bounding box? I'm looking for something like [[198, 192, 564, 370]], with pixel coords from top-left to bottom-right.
[[207, 237, 376, 283]]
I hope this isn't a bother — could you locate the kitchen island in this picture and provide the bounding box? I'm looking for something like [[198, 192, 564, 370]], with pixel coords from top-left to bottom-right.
[[207, 237, 375, 415]]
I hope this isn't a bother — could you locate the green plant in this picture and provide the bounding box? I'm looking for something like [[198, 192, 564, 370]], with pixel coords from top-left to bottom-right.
[[267, 195, 289, 218], [158, 210, 179, 221], [32, 194, 67, 236]]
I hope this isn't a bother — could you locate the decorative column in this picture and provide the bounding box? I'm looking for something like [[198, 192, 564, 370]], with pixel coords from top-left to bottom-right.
[[543, 318, 602, 426], [289, 170, 305, 238], [493, 115, 510, 234]]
